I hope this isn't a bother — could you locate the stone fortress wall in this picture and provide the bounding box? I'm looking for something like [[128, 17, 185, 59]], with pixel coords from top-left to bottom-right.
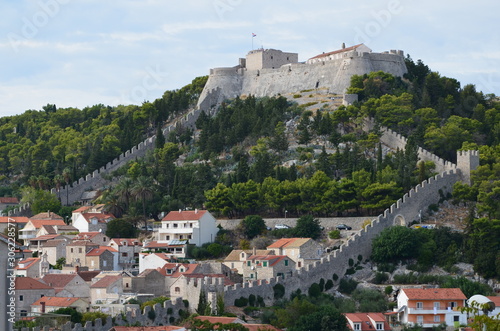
[[197, 46, 407, 111]]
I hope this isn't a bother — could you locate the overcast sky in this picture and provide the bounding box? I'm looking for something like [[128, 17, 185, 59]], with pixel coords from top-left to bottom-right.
[[1, 0, 499, 117]]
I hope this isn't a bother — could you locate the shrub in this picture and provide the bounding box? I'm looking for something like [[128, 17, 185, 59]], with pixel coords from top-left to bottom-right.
[[147, 310, 156, 321], [234, 297, 249, 307], [332, 273, 339, 281], [328, 230, 341, 239], [373, 272, 389, 284], [319, 278, 325, 292], [385, 286, 393, 295], [348, 258, 354, 267], [325, 279, 334, 291], [273, 283, 285, 299], [308, 283, 321, 297], [293, 94, 301, 98], [338, 278, 358, 294], [248, 294, 256, 307]]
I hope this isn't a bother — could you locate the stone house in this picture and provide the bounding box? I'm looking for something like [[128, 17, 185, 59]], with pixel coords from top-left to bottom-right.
[[19, 219, 66, 246], [142, 240, 187, 258], [66, 241, 99, 267], [14, 257, 41, 278], [31, 296, 88, 314], [40, 273, 90, 299], [138, 252, 178, 274], [15, 277, 55, 317], [122, 269, 166, 297], [86, 246, 118, 271], [395, 288, 467, 329], [90, 275, 123, 305], [40, 238, 69, 265], [29, 234, 71, 256], [223, 249, 273, 275], [156, 210, 218, 247], [267, 238, 323, 269], [72, 212, 114, 233], [241, 255, 295, 281], [36, 224, 78, 237], [108, 238, 142, 268], [0, 216, 28, 233], [344, 312, 391, 330], [74, 232, 110, 245], [0, 197, 19, 215]]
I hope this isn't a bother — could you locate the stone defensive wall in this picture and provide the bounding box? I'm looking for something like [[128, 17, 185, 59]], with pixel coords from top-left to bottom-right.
[[8, 109, 202, 216], [197, 50, 407, 111]]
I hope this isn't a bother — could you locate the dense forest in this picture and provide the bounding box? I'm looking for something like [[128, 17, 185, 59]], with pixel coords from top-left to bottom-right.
[[1, 56, 499, 280]]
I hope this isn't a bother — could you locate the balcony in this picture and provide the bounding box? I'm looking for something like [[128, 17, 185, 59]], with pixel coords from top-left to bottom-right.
[[158, 228, 194, 234], [19, 233, 36, 240]]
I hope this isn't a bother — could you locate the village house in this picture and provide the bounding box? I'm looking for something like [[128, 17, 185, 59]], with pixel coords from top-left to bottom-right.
[[14, 257, 42, 278], [40, 273, 90, 299], [85, 246, 118, 271], [108, 238, 142, 268], [0, 216, 28, 233], [267, 238, 323, 269], [90, 275, 123, 305], [66, 240, 99, 267], [142, 240, 188, 258], [241, 254, 295, 281], [138, 252, 178, 274], [344, 312, 391, 331], [71, 204, 105, 221], [396, 288, 467, 329], [19, 218, 66, 246], [122, 268, 166, 297], [36, 224, 78, 237], [29, 234, 71, 256], [74, 231, 109, 245], [223, 249, 274, 275], [15, 277, 55, 317], [72, 209, 114, 233], [31, 296, 88, 314], [40, 238, 69, 265], [156, 210, 218, 247]]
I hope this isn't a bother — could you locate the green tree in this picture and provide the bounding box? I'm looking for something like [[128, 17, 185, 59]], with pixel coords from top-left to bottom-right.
[[371, 226, 420, 263], [105, 218, 137, 238], [293, 215, 322, 240], [240, 215, 266, 239]]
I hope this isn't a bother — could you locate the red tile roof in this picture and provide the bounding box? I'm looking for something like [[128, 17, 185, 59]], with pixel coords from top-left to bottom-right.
[[402, 288, 467, 300], [15, 257, 40, 270], [0, 216, 29, 224], [248, 255, 289, 267], [32, 296, 82, 307], [30, 234, 60, 242], [30, 212, 64, 220], [25, 219, 66, 229], [86, 246, 117, 256], [15, 277, 53, 290], [90, 275, 121, 288], [77, 270, 100, 282], [0, 197, 19, 204], [267, 238, 310, 249], [73, 232, 105, 240], [344, 313, 390, 331], [110, 238, 142, 246], [309, 43, 365, 60], [162, 210, 207, 221], [41, 274, 78, 289], [110, 326, 184, 331], [81, 213, 114, 223]]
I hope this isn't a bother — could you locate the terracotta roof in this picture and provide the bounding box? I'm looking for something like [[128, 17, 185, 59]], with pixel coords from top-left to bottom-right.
[[81, 212, 114, 223], [30, 234, 60, 242], [193, 316, 281, 331], [344, 313, 390, 331], [15, 277, 53, 290], [487, 296, 500, 306], [402, 288, 467, 300], [248, 255, 290, 267], [162, 210, 208, 221], [15, 257, 40, 270], [110, 238, 142, 246], [30, 212, 64, 220], [0, 197, 19, 204], [224, 249, 273, 261], [267, 238, 311, 249], [78, 270, 100, 282], [41, 274, 78, 289], [90, 275, 121, 288], [245, 324, 282, 331], [0, 216, 29, 224], [67, 240, 100, 247], [309, 43, 365, 60], [24, 219, 66, 229], [32, 296, 81, 307], [42, 239, 69, 247], [169, 263, 199, 277], [86, 246, 117, 256], [73, 232, 104, 240]]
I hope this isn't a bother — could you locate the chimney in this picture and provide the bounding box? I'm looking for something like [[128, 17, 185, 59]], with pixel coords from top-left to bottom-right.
[[41, 301, 46, 313], [342, 42, 346, 49], [75, 265, 79, 273], [253, 246, 256, 256], [195, 209, 198, 214], [179, 209, 182, 213]]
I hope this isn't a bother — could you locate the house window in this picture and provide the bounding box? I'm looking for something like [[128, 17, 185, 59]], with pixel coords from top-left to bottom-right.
[[190, 223, 193, 228], [434, 302, 440, 310], [122, 253, 128, 257], [41, 294, 44, 298], [103, 260, 107, 267], [71, 248, 74, 253], [173, 223, 178, 228], [126, 283, 129, 288], [376, 322, 383, 330], [284, 260, 289, 266], [417, 316, 423, 324], [91, 260, 95, 267], [416, 302, 423, 310], [353, 323, 361, 330], [434, 315, 440, 322], [449, 302, 457, 309], [19, 295, 24, 301], [78, 248, 82, 253], [188, 235, 192, 239], [166, 236, 170, 240], [247, 261, 251, 266], [179, 235, 183, 239], [175, 287, 180, 294], [298, 262, 302, 268], [453, 315, 460, 322], [263, 261, 267, 267], [134, 253, 138, 257], [20, 310, 27, 317], [250, 273, 254, 278]]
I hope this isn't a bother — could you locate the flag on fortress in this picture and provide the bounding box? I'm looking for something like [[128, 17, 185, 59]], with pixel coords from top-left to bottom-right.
[[252, 33, 257, 37]]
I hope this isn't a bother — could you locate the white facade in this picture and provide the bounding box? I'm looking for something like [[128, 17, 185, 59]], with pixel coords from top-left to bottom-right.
[[156, 210, 218, 247]]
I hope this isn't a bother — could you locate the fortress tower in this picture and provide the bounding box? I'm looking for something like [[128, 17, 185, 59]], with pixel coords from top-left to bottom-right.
[[197, 43, 407, 111], [456, 150, 480, 185]]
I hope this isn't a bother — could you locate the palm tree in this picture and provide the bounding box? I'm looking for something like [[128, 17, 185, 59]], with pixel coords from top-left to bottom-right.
[[54, 174, 64, 201], [114, 178, 134, 210], [132, 176, 155, 217]]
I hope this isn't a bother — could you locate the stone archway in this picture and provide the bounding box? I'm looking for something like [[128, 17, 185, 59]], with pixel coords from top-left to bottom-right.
[[393, 214, 406, 226]]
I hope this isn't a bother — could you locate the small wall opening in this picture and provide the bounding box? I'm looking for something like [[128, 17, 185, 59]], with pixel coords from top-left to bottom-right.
[[394, 214, 406, 226]]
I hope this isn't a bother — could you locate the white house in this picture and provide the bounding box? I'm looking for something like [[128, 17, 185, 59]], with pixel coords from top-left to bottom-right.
[[156, 210, 218, 247], [72, 212, 114, 233]]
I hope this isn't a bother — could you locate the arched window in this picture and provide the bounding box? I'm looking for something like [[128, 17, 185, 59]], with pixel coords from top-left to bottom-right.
[[175, 287, 180, 294]]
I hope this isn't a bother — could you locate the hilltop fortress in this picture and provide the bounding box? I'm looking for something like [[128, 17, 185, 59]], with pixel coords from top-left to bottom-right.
[[197, 43, 408, 110]]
